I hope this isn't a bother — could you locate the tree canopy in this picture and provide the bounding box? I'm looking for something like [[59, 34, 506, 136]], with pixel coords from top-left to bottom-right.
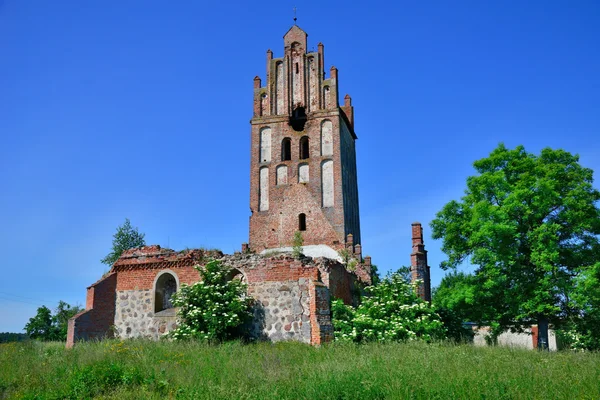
[[24, 301, 83, 341], [101, 218, 146, 266], [431, 144, 600, 348]]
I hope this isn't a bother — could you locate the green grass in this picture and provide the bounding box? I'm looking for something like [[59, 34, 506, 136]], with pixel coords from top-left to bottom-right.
[[1, 340, 598, 399]]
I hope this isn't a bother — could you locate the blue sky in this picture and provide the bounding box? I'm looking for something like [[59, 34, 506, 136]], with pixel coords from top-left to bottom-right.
[[1, 1, 598, 332]]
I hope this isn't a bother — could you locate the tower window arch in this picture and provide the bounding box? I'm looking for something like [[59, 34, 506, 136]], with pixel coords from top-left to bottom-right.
[[299, 136, 310, 160], [154, 271, 179, 313], [281, 138, 292, 161], [298, 213, 306, 231]]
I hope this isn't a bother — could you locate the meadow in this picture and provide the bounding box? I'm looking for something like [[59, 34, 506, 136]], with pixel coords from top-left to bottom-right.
[[0, 340, 598, 399]]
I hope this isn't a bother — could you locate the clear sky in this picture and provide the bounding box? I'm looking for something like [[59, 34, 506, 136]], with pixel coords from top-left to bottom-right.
[[1, 1, 599, 332]]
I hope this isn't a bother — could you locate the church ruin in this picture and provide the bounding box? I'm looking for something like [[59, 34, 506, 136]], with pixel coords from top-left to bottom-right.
[[66, 25, 431, 347]]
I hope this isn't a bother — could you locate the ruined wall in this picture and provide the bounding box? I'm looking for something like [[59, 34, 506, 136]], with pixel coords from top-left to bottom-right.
[[247, 280, 311, 343], [67, 273, 117, 348]]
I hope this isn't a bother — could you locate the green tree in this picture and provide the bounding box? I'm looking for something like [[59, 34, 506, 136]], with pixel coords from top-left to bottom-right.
[[169, 260, 253, 342], [557, 262, 600, 350], [54, 301, 84, 340], [431, 144, 600, 349], [24, 306, 54, 340], [101, 218, 146, 266], [24, 301, 83, 341]]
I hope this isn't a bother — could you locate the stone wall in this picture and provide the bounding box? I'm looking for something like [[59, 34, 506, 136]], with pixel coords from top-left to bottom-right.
[[113, 289, 177, 340], [248, 279, 311, 343]]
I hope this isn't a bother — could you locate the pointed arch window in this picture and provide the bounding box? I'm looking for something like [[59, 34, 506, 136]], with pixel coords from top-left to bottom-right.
[[281, 138, 291, 161]]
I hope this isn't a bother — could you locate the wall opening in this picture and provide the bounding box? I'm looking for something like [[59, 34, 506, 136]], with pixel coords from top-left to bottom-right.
[[289, 107, 307, 132], [281, 138, 292, 161], [227, 268, 246, 283], [298, 213, 306, 231], [154, 272, 178, 313], [299, 136, 310, 159]]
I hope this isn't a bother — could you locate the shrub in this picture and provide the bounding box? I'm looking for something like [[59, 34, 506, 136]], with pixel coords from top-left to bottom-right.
[[332, 271, 446, 343], [169, 260, 253, 342]]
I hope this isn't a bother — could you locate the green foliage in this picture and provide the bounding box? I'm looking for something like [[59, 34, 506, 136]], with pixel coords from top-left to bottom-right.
[[556, 262, 600, 350], [431, 144, 600, 344], [369, 263, 381, 285], [0, 332, 28, 343], [24, 301, 83, 341], [101, 218, 146, 266], [2, 340, 599, 399], [169, 260, 253, 342], [332, 271, 446, 343], [292, 231, 304, 258]]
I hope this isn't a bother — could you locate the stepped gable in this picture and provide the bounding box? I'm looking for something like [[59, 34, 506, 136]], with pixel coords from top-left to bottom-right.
[[111, 245, 223, 271]]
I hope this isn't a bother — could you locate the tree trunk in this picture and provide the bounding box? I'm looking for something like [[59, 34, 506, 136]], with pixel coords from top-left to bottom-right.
[[537, 316, 549, 351]]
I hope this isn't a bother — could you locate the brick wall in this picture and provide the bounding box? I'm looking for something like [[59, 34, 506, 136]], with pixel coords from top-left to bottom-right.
[[66, 272, 117, 348]]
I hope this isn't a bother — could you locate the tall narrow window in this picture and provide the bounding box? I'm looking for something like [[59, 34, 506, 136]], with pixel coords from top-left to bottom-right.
[[298, 213, 306, 231], [295, 63, 299, 74], [281, 138, 291, 161], [299, 136, 310, 159]]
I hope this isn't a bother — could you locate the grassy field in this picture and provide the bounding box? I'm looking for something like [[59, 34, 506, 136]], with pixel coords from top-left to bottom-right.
[[0, 340, 598, 399]]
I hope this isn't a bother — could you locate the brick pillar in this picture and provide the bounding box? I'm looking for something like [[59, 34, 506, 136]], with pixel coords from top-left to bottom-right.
[[410, 222, 431, 302]]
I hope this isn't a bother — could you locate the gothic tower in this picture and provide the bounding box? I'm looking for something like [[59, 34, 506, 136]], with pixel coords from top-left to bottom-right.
[[248, 25, 361, 256]]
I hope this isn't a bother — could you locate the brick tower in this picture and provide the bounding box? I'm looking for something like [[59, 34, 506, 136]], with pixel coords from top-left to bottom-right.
[[410, 222, 432, 302], [248, 25, 361, 257]]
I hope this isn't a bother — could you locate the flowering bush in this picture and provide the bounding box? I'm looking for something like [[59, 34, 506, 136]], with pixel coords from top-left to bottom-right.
[[332, 272, 446, 343], [169, 260, 253, 342]]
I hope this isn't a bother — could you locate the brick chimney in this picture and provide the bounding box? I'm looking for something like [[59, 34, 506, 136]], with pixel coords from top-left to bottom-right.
[[410, 222, 431, 302]]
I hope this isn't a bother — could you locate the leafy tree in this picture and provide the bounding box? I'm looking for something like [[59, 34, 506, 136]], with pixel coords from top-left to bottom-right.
[[24, 301, 83, 341], [24, 306, 54, 340], [54, 301, 84, 340], [332, 270, 446, 343], [557, 262, 600, 350], [431, 144, 600, 349], [101, 218, 146, 266], [169, 260, 253, 342]]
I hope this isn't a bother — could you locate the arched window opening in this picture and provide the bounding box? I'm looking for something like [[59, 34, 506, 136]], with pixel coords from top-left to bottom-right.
[[155, 272, 178, 313], [298, 213, 306, 231], [289, 107, 307, 132], [281, 138, 292, 161], [299, 136, 310, 160], [227, 268, 246, 283]]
